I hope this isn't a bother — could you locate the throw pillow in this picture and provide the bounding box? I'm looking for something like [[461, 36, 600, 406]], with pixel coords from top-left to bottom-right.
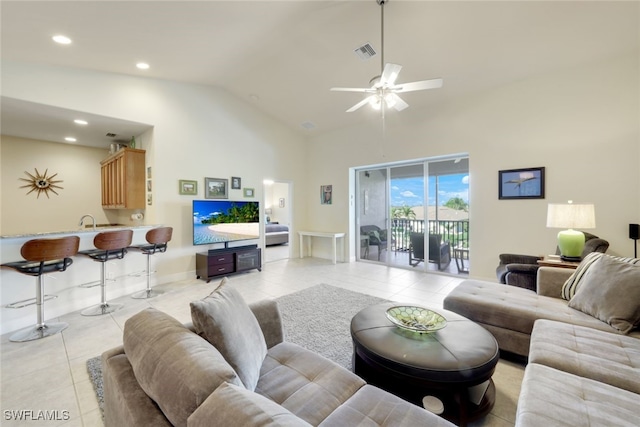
[[123, 308, 242, 427], [188, 382, 312, 427], [561, 253, 639, 300], [190, 277, 267, 391], [568, 255, 640, 334]]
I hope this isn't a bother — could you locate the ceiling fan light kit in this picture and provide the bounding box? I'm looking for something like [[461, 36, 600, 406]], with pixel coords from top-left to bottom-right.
[[331, 0, 443, 113]]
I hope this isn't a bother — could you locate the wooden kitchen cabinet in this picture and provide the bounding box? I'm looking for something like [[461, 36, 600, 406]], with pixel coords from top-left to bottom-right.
[[101, 148, 146, 209]]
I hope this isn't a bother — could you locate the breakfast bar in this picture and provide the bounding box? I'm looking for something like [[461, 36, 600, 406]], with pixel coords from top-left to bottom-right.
[[1, 225, 156, 335]]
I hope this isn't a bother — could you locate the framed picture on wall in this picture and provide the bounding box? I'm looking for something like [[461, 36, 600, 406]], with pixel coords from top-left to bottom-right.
[[205, 177, 228, 199], [243, 188, 255, 198], [231, 176, 241, 190], [179, 179, 198, 195], [498, 167, 545, 200], [321, 185, 332, 205]]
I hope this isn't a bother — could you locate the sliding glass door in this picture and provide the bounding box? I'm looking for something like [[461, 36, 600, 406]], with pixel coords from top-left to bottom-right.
[[357, 168, 388, 262], [356, 156, 469, 275]]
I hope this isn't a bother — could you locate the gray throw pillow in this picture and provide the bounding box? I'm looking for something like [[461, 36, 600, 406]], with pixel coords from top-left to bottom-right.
[[188, 382, 312, 427], [568, 255, 640, 334], [562, 253, 639, 300], [190, 278, 267, 391], [123, 308, 241, 427]]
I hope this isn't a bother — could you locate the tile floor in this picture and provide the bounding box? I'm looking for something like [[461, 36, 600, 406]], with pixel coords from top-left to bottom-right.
[[0, 257, 523, 427]]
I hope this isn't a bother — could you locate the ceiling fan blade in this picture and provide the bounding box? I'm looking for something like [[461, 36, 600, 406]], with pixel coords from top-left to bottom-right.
[[330, 87, 372, 93], [380, 63, 403, 86], [388, 94, 409, 111], [346, 97, 374, 113], [393, 78, 443, 93]]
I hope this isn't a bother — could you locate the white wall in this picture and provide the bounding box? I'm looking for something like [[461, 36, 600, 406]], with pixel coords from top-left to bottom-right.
[[0, 136, 110, 235], [308, 53, 640, 280], [2, 61, 309, 286]]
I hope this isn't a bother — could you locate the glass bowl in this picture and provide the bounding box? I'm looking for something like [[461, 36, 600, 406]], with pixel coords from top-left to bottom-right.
[[385, 306, 447, 333]]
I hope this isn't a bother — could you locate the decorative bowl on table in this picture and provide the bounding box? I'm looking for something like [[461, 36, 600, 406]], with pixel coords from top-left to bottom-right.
[[385, 306, 447, 333]]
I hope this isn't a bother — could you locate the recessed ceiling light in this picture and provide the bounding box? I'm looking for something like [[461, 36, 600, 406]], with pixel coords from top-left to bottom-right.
[[136, 62, 150, 70], [64, 137, 77, 142], [74, 119, 88, 125], [52, 35, 72, 45]]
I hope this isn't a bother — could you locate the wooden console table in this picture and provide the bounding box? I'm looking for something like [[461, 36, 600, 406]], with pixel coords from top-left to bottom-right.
[[298, 231, 345, 264]]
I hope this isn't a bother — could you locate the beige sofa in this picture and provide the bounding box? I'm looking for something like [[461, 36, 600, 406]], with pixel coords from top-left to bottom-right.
[[444, 266, 640, 357], [444, 254, 640, 426], [102, 283, 454, 427]]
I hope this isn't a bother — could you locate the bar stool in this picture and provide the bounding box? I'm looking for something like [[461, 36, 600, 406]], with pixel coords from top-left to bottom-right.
[[80, 229, 133, 316], [129, 226, 173, 299], [2, 236, 80, 342]]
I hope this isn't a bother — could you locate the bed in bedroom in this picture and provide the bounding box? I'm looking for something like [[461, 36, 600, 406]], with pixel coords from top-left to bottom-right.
[[265, 223, 289, 246]]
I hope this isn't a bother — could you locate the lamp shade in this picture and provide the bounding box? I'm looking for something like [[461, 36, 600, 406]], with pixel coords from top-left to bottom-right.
[[546, 203, 596, 260], [546, 204, 596, 229]]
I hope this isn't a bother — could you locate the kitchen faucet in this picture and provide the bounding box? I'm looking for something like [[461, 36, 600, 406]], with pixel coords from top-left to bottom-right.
[[79, 214, 96, 230]]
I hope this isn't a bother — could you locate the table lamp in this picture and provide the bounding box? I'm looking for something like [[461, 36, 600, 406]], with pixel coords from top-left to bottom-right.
[[546, 202, 596, 261]]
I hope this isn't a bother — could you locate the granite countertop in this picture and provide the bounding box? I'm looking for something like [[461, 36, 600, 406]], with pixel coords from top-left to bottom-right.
[[1, 224, 156, 239]]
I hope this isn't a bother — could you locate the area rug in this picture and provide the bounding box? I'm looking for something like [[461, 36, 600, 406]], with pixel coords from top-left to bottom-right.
[[86, 284, 387, 412]]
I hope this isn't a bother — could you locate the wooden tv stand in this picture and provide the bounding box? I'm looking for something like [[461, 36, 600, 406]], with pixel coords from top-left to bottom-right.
[[196, 246, 261, 283]]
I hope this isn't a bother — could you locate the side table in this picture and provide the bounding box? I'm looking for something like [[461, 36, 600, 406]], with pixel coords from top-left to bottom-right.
[[453, 246, 469, 274], [360, 235, 369, 259], [536, 256, 580, 269]]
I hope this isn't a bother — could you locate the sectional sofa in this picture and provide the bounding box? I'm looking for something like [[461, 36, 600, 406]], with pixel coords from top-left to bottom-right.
[[102, 280, 454, 427], [444, 253, 640, 426]]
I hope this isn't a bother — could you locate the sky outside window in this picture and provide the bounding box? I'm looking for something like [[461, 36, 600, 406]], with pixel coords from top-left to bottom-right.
[[391, 173, 469, 207]]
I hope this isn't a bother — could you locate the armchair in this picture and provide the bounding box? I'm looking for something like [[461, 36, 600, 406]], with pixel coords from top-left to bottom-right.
[[496, 232, 609, 291], [360, 225, 388, 261], [409, 232, 451, 270]]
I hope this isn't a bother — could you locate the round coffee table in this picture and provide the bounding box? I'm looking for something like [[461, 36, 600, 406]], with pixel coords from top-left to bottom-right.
[[351, 303, 499, 426]]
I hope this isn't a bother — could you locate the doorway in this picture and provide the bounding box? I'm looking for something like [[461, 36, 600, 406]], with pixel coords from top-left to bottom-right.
[[355, 156, 469, 275], [263, 180, 292, 263]]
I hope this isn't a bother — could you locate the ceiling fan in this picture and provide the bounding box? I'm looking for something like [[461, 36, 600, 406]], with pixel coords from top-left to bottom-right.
[[331, 0, 443, 113]]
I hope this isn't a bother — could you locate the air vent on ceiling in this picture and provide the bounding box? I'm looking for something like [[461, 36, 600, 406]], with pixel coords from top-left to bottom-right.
[[105, 132, 117, 138], [354, 42, 377, 60]]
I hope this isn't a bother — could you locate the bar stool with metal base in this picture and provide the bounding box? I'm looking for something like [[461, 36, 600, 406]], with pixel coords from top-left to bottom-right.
[[129, 226, 173, 299], [2, 236, 80, 342], [80, 229, 133, 316]]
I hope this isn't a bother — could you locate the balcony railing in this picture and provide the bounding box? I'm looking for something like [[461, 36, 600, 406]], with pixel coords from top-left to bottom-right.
[[390, 219, 469, 252]]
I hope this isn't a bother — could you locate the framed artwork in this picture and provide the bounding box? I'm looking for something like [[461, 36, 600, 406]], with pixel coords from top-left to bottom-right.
[[205, 177, 228, 199], [499, 167, 545, 200], [147, 180, 152, 192], [321, 185, 332, 205], [179, 179, 198, 195], [231, 176, 241, 190], [243, 187, 255, 198]]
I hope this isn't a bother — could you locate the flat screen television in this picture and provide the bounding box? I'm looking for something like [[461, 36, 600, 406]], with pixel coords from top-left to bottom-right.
[[192, 200, 260, 246]]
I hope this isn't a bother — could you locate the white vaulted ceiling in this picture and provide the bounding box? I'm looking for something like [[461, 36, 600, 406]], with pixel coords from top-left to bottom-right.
[[1, 1, 638, 145]]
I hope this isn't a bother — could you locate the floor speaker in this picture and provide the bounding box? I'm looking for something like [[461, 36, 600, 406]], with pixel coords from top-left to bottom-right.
[[630, 224, 640, 240]]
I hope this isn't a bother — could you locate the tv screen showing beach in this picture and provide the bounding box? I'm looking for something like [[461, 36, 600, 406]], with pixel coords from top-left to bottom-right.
[[193, 200, 260, 246]]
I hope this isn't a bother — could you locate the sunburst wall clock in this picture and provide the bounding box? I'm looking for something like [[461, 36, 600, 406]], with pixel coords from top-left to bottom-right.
[[19, 168, 64, 198]]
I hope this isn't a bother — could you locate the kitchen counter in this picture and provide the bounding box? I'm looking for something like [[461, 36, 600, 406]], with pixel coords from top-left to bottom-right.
[[1, 224, 155, 240]]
